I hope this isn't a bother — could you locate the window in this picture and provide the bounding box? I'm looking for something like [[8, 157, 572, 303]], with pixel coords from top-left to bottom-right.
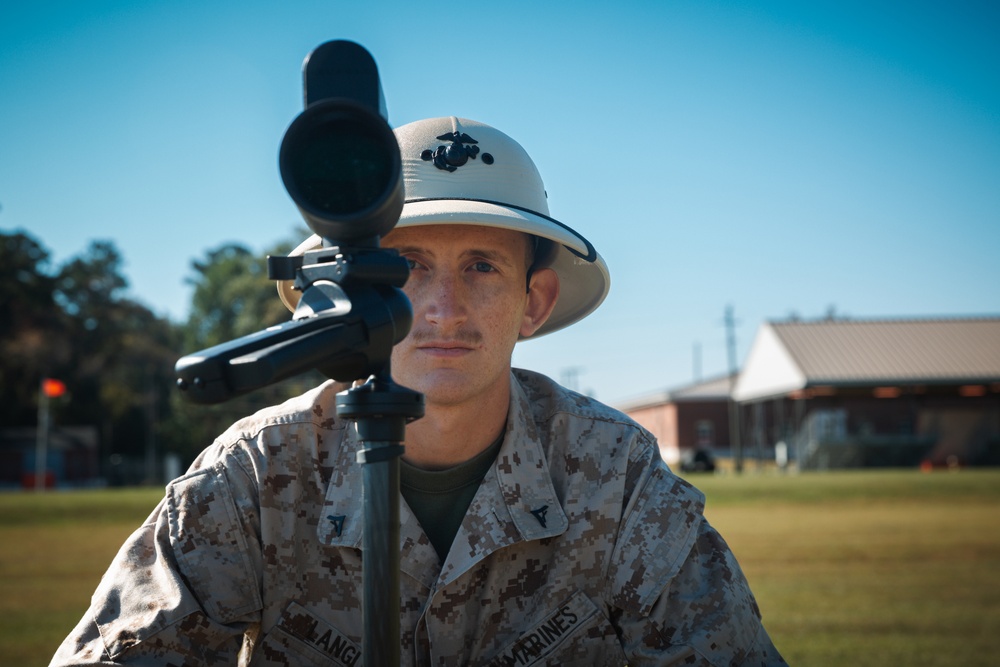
[[695, 420, 714, 447]]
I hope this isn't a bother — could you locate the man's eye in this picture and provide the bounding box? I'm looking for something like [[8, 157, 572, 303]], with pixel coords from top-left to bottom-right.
[[404, 258, 420, 270], [472, 261, 495, 273]]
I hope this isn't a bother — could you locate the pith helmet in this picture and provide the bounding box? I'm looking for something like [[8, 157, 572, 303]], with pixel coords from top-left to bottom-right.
[[278, 116, 610, 338]]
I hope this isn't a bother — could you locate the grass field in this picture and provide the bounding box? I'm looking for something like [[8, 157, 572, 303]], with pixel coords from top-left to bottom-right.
[[2, 469, 998, 666]]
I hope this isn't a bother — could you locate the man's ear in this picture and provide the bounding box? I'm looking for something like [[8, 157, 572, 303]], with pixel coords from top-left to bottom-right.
[[520, 268, 559, 338]]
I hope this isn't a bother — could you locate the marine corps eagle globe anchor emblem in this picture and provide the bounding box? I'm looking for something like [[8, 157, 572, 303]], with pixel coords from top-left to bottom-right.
[[421, 131, 495, 172]]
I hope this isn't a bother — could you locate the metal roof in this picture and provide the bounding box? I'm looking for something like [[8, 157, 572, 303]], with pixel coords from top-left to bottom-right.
[[734, 316, 1000, 401], [772, 317, 1000, 383], [616, 373, 736, 411]]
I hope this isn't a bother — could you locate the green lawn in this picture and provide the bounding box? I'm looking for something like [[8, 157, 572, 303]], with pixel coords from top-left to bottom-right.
[[2, 469, 998, 666], [686, 469, 1000, 666], [0, 488, 161, 667]]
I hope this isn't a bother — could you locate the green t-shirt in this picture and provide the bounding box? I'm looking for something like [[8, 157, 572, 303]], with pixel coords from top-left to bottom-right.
[[400, 434, 504, 562]]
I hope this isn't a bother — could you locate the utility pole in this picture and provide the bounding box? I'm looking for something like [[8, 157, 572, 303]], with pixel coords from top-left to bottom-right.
[[35, 384, 51, 491], [560, 366, 583, 393], [35, 378, 66, 490], [724, 305, 743, 474]]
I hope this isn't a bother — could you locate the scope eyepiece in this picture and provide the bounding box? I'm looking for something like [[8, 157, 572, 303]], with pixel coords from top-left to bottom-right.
[[279, 98, 403, 243]]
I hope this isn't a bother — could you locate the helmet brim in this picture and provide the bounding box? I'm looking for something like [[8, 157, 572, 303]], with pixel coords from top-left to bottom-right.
[[277, 199, 610, 339]]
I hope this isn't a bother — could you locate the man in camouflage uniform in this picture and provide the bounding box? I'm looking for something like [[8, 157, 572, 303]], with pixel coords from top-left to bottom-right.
[[52, 117, 787, 666]]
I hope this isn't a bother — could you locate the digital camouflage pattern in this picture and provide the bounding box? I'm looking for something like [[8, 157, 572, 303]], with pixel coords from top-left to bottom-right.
[[51, 369, 787, 666]]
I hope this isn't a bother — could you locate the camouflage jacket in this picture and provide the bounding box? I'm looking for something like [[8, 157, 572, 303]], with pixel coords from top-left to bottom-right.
[[52, 369, 786, 666]]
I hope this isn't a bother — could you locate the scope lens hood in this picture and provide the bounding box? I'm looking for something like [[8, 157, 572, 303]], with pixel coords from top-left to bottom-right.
[[280, 99, 403, 242]]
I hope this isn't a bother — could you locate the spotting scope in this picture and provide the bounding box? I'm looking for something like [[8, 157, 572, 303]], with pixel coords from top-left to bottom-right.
[[175, 40, 412, 404]]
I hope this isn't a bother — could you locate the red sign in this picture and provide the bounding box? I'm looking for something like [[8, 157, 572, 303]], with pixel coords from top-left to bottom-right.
[[42, 378, 66, 398]]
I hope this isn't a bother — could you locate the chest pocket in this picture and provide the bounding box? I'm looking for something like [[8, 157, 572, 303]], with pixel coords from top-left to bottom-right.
[[249, 602, 362, 667], [483, 591, 626, 667]]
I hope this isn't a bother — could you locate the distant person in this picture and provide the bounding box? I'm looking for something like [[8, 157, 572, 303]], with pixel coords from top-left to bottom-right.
[[52, 117, 786, 665]]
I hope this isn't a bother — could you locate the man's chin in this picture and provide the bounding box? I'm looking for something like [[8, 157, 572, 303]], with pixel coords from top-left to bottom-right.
[[393, 368, 486, 407]]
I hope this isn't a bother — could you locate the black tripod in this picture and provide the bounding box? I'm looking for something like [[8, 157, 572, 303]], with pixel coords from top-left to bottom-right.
[[177, 241, 424, 667]]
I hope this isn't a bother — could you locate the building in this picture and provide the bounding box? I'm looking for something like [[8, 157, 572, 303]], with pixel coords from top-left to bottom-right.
[[735, 316, 1000, 468], [0, 426, 100, 488], [619, 317, 1000, 470], [617, 374, 735, 469]]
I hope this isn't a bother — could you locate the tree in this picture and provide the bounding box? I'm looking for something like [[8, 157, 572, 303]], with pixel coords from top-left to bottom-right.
[[0, 230, 69, 426], [44, 240, 181, 480], [184, 243, 294, 350], [1, 231, 186, 484], [1, 228, 325, 482], [0, 230, 56, 330], [54, 240, 128, 330]]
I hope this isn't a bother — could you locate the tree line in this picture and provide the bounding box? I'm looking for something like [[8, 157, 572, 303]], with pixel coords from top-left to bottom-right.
[[1, 228, 325, 485]]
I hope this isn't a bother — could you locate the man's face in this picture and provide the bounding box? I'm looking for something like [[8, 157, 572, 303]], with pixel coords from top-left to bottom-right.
[[383, 224, 557, 408]]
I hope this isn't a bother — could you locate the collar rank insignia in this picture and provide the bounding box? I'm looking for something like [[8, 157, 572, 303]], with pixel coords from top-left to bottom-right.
[[327, 514, 346, 537], [530, 505, 549, 528], [421, 131, 495, 172]]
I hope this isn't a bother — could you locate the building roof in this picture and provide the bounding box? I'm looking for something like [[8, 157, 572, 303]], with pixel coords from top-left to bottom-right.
[[734, 316, 1000, 402], [616, 373, 736, 411]]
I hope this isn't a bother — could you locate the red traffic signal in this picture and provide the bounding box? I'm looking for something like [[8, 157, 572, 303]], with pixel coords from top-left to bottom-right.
[[42, 378, 67, 398]]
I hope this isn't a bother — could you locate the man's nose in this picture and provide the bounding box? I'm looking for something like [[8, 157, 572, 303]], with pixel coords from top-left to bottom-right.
[[423, 273, 468, 327]]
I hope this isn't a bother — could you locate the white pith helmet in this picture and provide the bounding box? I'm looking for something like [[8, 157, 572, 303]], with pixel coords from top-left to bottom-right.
[[277, 116, 610, 338]]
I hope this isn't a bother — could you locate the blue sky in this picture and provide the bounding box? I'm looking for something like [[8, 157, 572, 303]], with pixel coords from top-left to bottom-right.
[[2, 0, 998, 404]]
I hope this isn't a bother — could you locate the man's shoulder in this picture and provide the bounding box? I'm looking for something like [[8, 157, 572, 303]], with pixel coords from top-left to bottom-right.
[[221, 380, 345, 438], [510, 368, 663, 476], [194, 380, 349, 475], [512, 368, 642, 431]]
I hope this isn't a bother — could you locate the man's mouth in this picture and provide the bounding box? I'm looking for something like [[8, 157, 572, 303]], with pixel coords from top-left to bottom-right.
[[417, 341, 475, 356], [410, 331, 482, 357]]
